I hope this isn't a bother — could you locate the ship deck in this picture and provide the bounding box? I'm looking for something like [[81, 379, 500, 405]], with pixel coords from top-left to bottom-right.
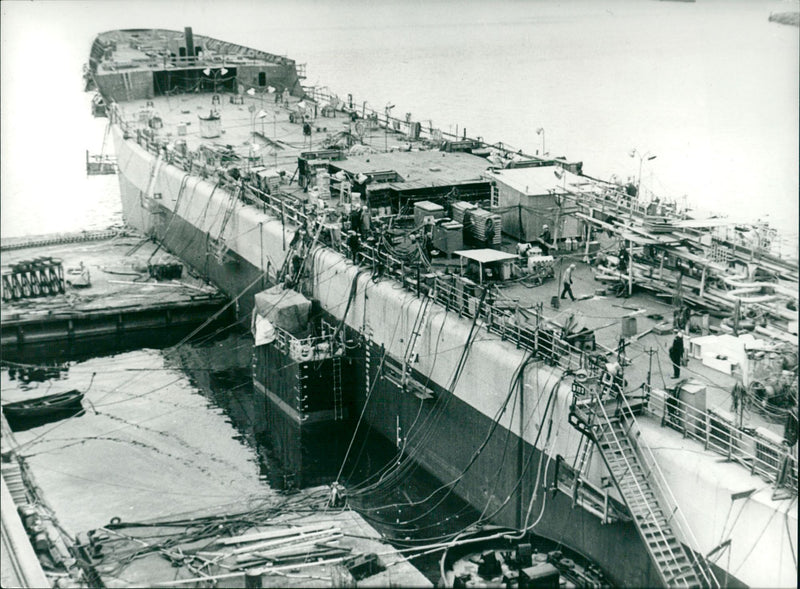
[[115, 90, 418, 179], [111, 86, 793, 443]]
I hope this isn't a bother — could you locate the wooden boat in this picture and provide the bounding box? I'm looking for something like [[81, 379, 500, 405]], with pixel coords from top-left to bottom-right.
[[2, 390, 84, 420], [439, 526, 611, 588]]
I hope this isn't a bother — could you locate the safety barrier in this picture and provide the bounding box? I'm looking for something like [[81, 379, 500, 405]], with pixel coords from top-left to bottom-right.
[[645, 387, 797, 494]]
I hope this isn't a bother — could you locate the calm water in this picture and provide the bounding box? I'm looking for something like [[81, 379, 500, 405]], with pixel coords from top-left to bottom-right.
[[1, 0, 797, 240], [1, 331, 475, 580]]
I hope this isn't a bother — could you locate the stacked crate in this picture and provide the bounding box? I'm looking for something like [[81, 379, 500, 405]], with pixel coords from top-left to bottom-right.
[[466, 208, 502, 246], [451, 201, 477, 224]]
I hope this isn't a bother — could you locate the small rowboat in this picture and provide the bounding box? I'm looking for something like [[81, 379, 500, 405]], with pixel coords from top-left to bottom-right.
[[2, 390, 84, 420]]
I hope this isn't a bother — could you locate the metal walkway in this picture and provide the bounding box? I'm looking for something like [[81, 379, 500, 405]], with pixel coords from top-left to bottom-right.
[[569, 384, 719, 588]]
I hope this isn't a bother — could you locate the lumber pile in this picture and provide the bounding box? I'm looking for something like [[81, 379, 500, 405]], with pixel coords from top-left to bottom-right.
[[198, 523, 351, 571]]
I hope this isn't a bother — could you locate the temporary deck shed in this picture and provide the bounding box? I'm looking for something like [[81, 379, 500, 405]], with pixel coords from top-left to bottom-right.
[[328, 151, 492, 212], [485, 166, 584, 242], [454, 249, 518, 284]]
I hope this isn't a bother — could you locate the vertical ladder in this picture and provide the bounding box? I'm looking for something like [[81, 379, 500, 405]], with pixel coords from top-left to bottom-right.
[[214, 183, 243, 261], [400, 296, 432, 390], [332, 356, 343, 421]]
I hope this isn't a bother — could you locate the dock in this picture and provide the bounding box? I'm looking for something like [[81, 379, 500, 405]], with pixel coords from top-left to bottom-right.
[[1, 230, 231, 351], [1, 413, 72, 589]]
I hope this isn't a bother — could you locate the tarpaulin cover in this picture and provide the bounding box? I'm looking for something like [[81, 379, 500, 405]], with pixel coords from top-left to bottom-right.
[[254, 286, 310, 335], [252, 313, 276, 346]]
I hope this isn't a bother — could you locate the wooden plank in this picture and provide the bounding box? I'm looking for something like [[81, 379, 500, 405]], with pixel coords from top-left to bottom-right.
[[216, 523, 337, 546]]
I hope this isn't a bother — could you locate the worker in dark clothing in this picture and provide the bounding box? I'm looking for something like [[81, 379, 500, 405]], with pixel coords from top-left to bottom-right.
[[539, 224, 552, 256], [560, 263, 576, 301], [669, 331, 684, 378], [618, 242, 629, 273], [347, 231, 360, 264], [349, 205, 363, 236]]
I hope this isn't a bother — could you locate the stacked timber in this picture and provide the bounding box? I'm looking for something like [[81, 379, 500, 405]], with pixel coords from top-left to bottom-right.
[[197, 523, 351, 571]]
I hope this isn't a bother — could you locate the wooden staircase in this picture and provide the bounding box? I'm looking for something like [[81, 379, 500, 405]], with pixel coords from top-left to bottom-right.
[[569, 388, 718, 588]]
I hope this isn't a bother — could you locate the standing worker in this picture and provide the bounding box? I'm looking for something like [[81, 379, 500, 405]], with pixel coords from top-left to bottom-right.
[[669, 330, 685, 379], [618, 242, 629, 274], [347, 230, 361, 264], [282, 87, 290, 106], [560, 263, 576, 301], [539, 224, 552, 256]]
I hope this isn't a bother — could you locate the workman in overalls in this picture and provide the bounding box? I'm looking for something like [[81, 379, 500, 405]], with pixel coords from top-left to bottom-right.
[[561, 263, 576, 301], [539, 224, 552, 256], [669, 330, 685, 379], [618, 243, 629, 273], [347, 231, 360, 264]]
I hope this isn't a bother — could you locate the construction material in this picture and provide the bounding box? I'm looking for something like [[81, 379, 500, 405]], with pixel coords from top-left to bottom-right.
[[216, 523, 335, 546], [2, 258, 65, 301]]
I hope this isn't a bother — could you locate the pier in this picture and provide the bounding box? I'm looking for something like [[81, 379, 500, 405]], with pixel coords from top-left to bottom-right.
[[1, 231, 231, 353]]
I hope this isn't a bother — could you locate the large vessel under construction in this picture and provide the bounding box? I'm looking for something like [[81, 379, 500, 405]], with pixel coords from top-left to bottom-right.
[[87, 27, 798, 587]]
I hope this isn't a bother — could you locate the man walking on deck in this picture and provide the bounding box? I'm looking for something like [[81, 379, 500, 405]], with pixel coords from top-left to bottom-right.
[[560, 263, 576, 301], [669, 330, 684, 379]]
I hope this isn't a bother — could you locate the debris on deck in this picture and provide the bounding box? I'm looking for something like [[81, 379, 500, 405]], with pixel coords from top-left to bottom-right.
[[77, 486, 432, 588]]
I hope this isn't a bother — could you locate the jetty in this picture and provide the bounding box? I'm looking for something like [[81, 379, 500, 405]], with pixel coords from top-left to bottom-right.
[[1, 230, 231, 353]]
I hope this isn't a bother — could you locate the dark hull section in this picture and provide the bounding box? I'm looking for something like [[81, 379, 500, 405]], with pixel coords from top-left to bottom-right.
[[254, 344, 356, 421], [262, 401, 353, 490]]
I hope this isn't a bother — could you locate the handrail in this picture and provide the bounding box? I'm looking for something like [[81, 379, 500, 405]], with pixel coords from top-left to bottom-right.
[[646, 389, 797, 494], [588, 397, 690, 586], [612, 390, 720, 587]]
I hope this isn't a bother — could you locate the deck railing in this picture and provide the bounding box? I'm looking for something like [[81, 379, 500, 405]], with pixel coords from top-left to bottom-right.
[[645, 387, 797, 494]]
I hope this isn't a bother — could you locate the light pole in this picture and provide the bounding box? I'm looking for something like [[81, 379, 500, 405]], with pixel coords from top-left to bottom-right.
[[629, 149, 656, 199], [536, 127, 546, 156], [385, 103, 395, 152], [203, 66, 228, 95]]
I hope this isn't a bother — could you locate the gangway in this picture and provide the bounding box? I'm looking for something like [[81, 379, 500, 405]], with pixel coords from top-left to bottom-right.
[[568, 383, 719, 588]]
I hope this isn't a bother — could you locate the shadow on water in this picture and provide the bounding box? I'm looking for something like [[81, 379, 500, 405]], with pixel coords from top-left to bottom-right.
[[169, 329, 480, 579], [2, 327, 478, 580]]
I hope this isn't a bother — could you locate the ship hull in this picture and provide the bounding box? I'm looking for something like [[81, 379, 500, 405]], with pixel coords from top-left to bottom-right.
[[109, 74, 792, 589], [113, 149, 678, 587]]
